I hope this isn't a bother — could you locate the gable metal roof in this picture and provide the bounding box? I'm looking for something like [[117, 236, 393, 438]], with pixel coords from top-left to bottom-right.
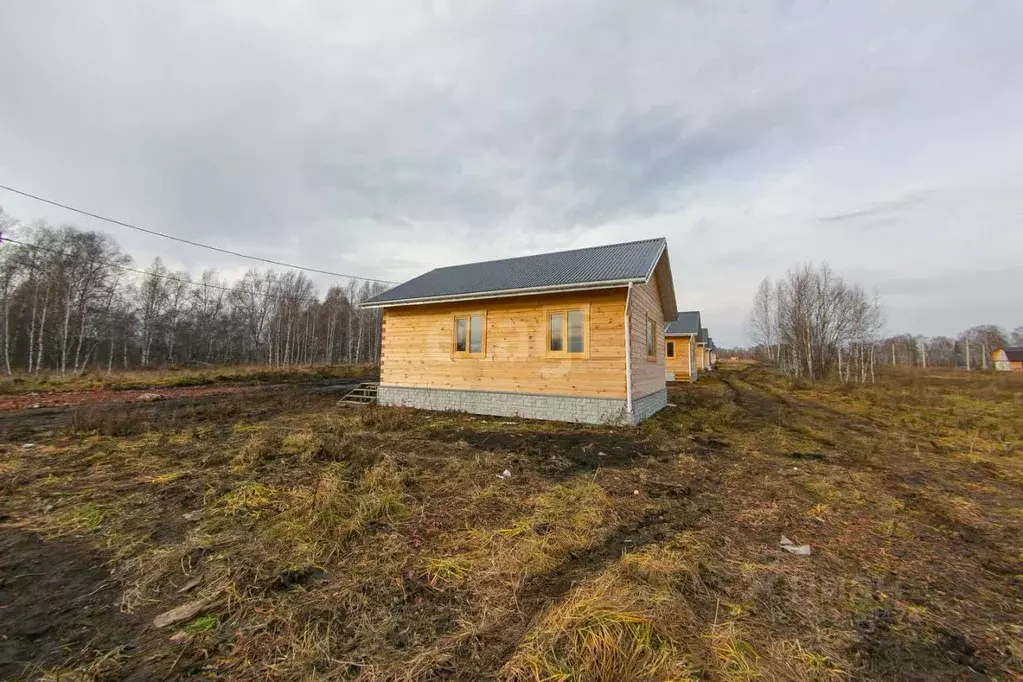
[[698, 327, 710, 344], [363, 238, 667, 307], [665, 310, 701, 336]]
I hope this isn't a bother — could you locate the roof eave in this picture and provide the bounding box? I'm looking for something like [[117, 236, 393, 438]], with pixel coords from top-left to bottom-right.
[[359, 278, 644, 309]]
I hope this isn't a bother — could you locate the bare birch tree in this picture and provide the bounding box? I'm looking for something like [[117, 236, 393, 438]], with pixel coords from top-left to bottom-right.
[[746, 262, 884, 382]]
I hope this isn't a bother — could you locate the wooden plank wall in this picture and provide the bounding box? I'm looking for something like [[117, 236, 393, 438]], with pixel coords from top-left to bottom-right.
[[380, 288, 629, 398], [628, 277, 667, 398], [665, 336, 694, 379]]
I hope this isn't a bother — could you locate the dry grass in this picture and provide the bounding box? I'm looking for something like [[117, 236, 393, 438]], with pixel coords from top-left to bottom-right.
[[501, 570, 694, 682], [0, 362, 377, 394], [0, 365, 1020, 680], [421, 480, 614, 591]]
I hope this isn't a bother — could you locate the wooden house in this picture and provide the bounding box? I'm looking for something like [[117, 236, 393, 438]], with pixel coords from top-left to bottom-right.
[[991, 347, 1023, 372], [361, 238, 678, 425], [696, 327, 711, 371], [664, 311, 701, 382]]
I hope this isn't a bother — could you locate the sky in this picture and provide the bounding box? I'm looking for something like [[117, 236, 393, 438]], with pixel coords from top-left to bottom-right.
[[1, 1, 1021, 346]]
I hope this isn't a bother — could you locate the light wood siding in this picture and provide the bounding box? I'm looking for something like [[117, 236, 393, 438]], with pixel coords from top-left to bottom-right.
[[695, 344, 706, 370], [380, 288, 628, 398], [665, 336, 694, 379], [628, 278, 666, 398]]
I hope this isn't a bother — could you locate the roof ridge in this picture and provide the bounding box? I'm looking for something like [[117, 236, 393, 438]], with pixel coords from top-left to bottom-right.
[[426, 237, 666, 273]]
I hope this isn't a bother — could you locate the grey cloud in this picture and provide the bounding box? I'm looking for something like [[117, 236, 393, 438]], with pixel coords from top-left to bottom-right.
[[818, 192, 931, 226], [2, 1, 1023, 345]]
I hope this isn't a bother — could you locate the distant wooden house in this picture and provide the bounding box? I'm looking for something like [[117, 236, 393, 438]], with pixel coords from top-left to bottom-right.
[[696, 327, 712, 371], [991, 347, 1023, 372], [361, 238, 678, 424], [664, 311, 701, 382]]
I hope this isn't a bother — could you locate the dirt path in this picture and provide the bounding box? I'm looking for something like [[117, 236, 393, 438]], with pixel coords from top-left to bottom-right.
[[0, 378, 371, 441], [0, 384, 267, 412], [0, 376, 377, 412]]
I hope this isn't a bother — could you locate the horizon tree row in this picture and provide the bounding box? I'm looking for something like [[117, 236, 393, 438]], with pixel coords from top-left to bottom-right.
[[0, 208, 387, 376], [746, 262, 1021, 378], [874, 325, 1021, 370]]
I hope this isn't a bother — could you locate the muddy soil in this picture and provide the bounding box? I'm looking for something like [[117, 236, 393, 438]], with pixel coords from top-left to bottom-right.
[[0, 378, 368, 441], [430, 427, 668, 471], [0, 530, 141, 680]]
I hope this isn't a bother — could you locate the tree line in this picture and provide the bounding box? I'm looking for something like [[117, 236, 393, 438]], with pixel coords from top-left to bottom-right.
[[0, 208, 388, 376], [747, 262, 1021, 381], [876, 325, 1021, 371]]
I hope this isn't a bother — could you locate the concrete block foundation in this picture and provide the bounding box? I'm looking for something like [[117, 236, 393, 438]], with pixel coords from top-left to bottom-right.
[[377, 385, 667, 425]]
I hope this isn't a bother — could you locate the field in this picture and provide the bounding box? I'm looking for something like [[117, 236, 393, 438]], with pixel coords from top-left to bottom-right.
[[0, 364, 377, 400], [1, 364, 1021, 680]]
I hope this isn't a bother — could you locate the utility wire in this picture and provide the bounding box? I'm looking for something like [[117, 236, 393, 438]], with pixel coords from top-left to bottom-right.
[[1, 235, 332, 305], [0, 183, 397, 284]]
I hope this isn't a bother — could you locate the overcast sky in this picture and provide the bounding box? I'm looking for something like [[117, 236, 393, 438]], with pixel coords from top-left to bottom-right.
[[1, 1, 1021, 345]]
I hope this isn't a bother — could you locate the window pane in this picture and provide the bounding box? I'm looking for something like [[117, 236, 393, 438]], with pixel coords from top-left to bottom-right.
[[549, 312, 563, 351], [455, 318, 466, 352], [667, 341, 674, 358], [647, 319, 654, 356], [567, 309, 584, 353], [469, 314, 483, 353]]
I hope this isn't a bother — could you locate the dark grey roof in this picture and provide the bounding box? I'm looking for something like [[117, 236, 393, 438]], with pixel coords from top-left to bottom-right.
[[1002, 347, 1023, 362], [698, 328, 709, 344], [363, 238, 666, 306], [665, 311, 701, 336]]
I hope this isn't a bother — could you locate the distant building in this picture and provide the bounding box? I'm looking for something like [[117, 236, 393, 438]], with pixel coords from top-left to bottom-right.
[[361, 238, 678, 425], [991, 347, 1023, 372], [664, 311, 701, 382], [697, 327, 712, 371]]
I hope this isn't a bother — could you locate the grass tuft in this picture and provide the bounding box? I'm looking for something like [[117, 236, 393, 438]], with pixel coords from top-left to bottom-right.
[[233, 428, 285, 467], [184, 614, 219, 633], [502, 572, 696, 682]]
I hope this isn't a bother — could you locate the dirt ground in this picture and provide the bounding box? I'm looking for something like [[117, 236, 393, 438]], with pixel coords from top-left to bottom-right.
[[0, 364, 1020, 680], [0, 384, 266, 412]]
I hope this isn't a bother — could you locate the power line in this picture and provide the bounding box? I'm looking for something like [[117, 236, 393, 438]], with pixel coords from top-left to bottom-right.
[[0, 183, 397, 284]]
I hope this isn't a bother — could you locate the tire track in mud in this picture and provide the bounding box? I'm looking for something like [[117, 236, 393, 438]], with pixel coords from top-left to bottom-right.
[[718, 367, 883, 461]]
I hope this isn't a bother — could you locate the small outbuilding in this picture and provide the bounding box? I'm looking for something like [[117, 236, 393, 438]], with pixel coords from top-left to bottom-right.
[[361, 238, 678, 425], [991, 347, 1023, 372], [664, 311, 701, 382]]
